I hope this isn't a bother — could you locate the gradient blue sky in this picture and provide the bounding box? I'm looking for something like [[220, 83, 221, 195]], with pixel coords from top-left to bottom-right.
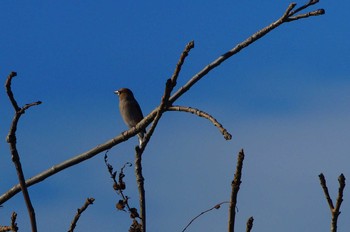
[[1, 1, 350, 231]]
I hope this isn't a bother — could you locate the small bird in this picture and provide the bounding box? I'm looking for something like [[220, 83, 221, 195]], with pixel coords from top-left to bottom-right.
[[114, 88, 146, 146]]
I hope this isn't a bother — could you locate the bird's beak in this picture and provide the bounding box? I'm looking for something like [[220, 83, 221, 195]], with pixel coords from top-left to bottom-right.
[[114, 90, 119, 95]]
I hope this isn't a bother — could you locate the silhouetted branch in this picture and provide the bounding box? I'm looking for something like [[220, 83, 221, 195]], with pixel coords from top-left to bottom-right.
[[181, 201, 229, 232], [68, 198, 95, 232], [246, 217, 254, 232], [0, 0, 325, 205], [288, 0, 320, 16], [168, 1, 324, 104], [228, 149, 245, 232], [319, 173, 346, 232], [104, 153, 134, 214], [134, 149, 145, 232], [170, 40, 195, 86], [5, 72, 41, 232], [167, 105, 232, 140], [133, 42, 196, 232], [10, 212, 18, 232]]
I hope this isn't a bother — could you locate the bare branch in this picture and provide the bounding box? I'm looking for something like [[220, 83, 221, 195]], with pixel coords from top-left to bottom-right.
[[10, 212, 18, 232], [5, 72, 41, 232], [134, 149, 146, 232], [104, 153, 134, 214], [318, 173, 335, 211], [228, 149, 245, 232], [319, 173, 346, 232], [0, 226, 12, 232], [170, 40, 195, 86], [68, 198, 95, 232], [168, 1, 324, 104], [133, 42, 195, 231], [182, 201, 229, 232], [0, 212, 18, 232], [5, 72, 20, 111], [286, 9, 325, 22], [0, 1, 325, 205], [246, 217, 254, 232], [167, 105, 232, 140], [288, 0, 320, 16]]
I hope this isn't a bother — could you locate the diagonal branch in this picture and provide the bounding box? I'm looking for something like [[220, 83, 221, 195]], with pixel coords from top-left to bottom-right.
[[1, 1, 325, 205], [182, 201, 230, 232], [246, 217, 254, 232], [68, 198, 95, 232], [168, 1, 324, 104]]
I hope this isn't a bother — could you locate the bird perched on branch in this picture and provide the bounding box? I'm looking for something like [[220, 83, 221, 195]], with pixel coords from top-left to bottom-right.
[[114, 88, 146, 146]]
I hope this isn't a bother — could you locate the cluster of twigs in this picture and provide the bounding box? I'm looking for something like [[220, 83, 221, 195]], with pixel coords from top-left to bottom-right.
[[2, 1, 342, 232], [104, 152, 142, 230]]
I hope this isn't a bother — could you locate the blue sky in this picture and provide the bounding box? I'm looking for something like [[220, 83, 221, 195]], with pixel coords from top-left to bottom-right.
[[1, 0, 350, 231]]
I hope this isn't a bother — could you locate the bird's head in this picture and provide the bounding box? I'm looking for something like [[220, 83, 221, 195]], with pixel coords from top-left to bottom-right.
[[114, 88, 134, 100]]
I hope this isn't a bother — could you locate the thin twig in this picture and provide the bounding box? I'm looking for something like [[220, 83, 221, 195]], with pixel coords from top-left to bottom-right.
[[182, 201, 229, 232], [133, 42, 195, 232], [168, 2, 324, 104], [5, 72, 20, 111], [134, 149, 145, 232], [167, 105, 232, 140], [5, 72, 41, 232], [0, 1, 325, 205], [68, 197, 95, 232], [104, 153, 134, 213], [288, 0, 319, 16], [170, 41, 195, 86], [246, 217, 254, 232], [319, 174, 334, 210], [286, 9, 325, 22], [0, 212, 18, 232], [318, 173, 346, 232], [11, 212, 18, 232], [228, 149, 245, 232]]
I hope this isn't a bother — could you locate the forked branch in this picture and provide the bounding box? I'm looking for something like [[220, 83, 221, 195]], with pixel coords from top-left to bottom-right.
[[319, 173, 346, 232], [5, 72, 41, 232], [1, 0, 325, 205]]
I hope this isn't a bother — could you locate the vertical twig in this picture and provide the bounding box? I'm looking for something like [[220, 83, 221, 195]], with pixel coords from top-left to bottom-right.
[[0, 212, 18, 232], [134, 148, 146, 232], [228, 149, 245, 232], [5, 72, 41, 232], [318, 173, 346, 232], [11, 212, 18, 232], [134, 41, 195, 232]]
